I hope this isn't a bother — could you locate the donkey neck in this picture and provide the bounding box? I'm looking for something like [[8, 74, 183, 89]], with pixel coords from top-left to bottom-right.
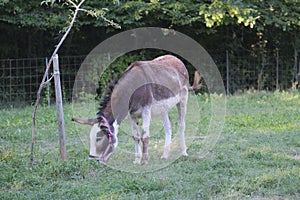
[[101, 102, 114, 125], [102, 100, 127, 126]]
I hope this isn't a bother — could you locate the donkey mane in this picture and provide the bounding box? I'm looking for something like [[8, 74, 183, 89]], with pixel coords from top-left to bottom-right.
[[97, 79, 116, 118]]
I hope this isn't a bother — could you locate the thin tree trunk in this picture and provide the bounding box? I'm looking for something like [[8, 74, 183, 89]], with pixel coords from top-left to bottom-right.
[[30, 0, 86, 170]]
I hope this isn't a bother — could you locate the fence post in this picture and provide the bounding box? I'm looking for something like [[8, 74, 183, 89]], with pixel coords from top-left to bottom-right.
[[276, 49, 279, 90], [226, 50, 230, 95], [9, 59, 12, 106], [53, 54, 67, 161], [298, 58, 300, 89], [45, 57, 51, 106]]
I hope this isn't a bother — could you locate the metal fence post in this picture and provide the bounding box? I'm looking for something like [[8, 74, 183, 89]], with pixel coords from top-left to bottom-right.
[[53, 54, 67, 161], [226, 50, 230, 95], [298, 58, 300, 89], [9, 59, 12, 106], [276, 49, 279, 90], [45, 57, 51, 106]]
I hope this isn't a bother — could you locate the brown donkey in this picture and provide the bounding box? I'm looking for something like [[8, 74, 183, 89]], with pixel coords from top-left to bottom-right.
[[73, 55, 200, 164]]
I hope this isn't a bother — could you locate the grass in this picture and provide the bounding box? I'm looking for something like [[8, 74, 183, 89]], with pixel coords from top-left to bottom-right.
[[1, 91, 300, 199]]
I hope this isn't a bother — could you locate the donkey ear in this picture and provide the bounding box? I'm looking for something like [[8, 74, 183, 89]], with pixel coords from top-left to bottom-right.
[[72, 118, 98, 125]]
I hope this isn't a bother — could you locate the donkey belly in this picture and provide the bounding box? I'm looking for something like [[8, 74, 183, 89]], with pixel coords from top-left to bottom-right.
[[151, 95, 180, 116]]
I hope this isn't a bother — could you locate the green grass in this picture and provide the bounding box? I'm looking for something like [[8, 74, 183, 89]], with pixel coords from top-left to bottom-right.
[[1, 91, 300, 199]]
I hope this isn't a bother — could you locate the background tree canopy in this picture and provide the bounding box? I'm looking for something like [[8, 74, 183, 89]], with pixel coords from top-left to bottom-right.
[[0, 0, 299, 58]]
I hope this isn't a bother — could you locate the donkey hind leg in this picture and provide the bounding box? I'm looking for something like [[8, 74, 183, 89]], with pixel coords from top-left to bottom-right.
[[130, 116, 142, 164], [141, 106, 151, 165], [161, 113, 172, 159], [177, 93, 188, 156]]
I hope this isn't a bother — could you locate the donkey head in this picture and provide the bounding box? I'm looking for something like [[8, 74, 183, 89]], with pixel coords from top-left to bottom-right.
[[72, 116, 118, 164], [88, 115, 119, 164]]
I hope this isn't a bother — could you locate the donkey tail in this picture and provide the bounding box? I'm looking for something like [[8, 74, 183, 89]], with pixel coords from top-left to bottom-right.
[[189, 71, 201, 91]]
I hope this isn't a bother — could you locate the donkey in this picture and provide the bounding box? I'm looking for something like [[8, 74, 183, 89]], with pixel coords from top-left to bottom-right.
[[72, 55, 200, 165]]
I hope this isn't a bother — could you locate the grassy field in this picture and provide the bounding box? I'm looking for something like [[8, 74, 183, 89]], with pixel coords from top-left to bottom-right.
[[0, 91, 300, 199]]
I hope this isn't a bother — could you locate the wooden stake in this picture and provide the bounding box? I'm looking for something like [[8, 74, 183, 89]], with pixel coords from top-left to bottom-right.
[[53, 54, 67, 161]]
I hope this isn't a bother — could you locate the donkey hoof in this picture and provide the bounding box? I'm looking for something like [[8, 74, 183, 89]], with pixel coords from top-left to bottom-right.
[[161, 153, 169, 159], [141, 160, 149, 165], [133, 159, 141, 165], [141, 154, 149, 165], [181, 151, 188, 157], [161, 147, 170, 159]]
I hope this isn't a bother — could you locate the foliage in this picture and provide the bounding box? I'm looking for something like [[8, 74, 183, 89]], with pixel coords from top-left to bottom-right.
[[0, 0, 299, 52], [199, 0, 258, 28], [1, 0, 299, 31], [1, 92, 300, 199], [253, 0, 300, 32], [0, 0, 299, 91], [0, 0, 68, 30]]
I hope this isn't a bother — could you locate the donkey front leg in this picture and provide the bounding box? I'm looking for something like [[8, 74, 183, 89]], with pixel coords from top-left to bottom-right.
[[161, 113, 172, 159], [130, 116, 142, 164], [141, 106, 151, 165]]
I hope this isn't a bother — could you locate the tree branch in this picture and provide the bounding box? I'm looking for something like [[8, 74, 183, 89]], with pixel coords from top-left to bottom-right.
[[30, 0, 86, 170], [78, 8, 121, 29]]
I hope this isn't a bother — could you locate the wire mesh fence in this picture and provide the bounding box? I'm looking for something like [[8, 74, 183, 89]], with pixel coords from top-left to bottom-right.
[[228, 51, 297, 93], [0, 55, 86, 108], [209, 49, 299, 94], [0, 51, 299, 108], [0, 57, 45, 107]]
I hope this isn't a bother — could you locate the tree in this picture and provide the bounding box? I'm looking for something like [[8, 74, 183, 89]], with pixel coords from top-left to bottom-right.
[[0, 0, 299, 88], [30, 0, 118, 169]]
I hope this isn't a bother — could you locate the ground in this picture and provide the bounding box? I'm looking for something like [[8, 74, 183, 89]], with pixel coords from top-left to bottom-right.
[[0, 91, 300, 199]]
